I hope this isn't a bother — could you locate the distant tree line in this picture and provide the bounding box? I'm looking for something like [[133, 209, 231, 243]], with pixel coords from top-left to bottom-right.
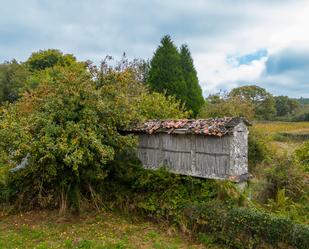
[[199, 85, 308, 121]]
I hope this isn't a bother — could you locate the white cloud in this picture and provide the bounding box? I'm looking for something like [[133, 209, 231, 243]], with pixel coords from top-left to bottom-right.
[[0, 0, 309, 97]]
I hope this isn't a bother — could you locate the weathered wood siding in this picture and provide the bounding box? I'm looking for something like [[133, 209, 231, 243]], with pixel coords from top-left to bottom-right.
[[194, 136, 231, 179], [137, 121, 249, 181]]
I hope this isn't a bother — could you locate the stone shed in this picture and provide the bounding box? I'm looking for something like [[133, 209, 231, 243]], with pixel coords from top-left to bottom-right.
[[128, 117, 251, 182]]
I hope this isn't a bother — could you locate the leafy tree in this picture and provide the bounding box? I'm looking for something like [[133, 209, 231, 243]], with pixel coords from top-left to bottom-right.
[[229, 85, 276, 120], [275, 96, 299, 117], [148, 35, 188, 107], [139, 92, 188, 119], [0, 60, 29, 104], [179, 44, 204, 116], [199, 93, 255, 120], [25, 49, 83, 72]]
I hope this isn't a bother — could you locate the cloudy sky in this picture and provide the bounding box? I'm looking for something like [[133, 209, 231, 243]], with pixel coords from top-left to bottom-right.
[[1, 0, 309, 97]]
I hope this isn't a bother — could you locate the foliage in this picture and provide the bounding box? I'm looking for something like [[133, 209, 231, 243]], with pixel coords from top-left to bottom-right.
[[298, 97, 309, 105], [0, 66, 134, 212], [0, 60, 30, 104], [293, 102, 309, 121], [138, 92, 190, 119], [229, 85, 276, 120], [148, 35, 188, 107], [88, 58, 190, 120], [197, 206, 309, 249], [258, 157, 306, 202], [199, 93, 255, 120], [0, 56, 188, 212], [101, 157, 309, 248], [147, 35, 204, 116], [274, 95, 299, 117], [25, 49, 84, 72], [295, 140, 309, 172], [294, 112, 309, 121], [179, 44, 204, 116], [264, 189, 305, 222], [248, 127, 272, 170]]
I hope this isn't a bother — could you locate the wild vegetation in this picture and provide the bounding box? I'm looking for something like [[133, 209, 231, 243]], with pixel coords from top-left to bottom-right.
[[0, 36, 309, 248], [0, 210, 207, 249]]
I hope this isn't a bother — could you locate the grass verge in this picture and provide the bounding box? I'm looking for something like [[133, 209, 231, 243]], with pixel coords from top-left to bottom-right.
[[0, 210, 209, 249]]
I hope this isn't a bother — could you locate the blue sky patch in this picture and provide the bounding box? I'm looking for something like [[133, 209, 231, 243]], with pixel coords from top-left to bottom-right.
[[236, 49, 268, 65]]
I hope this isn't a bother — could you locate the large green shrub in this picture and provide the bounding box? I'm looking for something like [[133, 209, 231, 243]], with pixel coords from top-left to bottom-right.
[[1, 66, 129, 212], [0, 59, 189, 212]]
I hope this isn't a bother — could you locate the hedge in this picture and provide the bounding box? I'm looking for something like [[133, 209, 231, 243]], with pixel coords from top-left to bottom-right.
[[186, 203, 309, 249]]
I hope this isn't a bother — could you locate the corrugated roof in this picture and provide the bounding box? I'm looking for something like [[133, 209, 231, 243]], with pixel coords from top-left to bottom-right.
[[127, 117, 250, 137]]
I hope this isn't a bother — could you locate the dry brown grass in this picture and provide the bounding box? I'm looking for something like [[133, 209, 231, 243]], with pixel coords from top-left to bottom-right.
[[254, 121, 309, 134]]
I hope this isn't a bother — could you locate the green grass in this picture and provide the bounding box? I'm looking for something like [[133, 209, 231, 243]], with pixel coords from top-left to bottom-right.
[[0, 210, 208, 249]]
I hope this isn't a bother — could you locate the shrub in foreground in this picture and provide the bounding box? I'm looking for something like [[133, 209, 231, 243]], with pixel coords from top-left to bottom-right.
[[0, 64, 188, 213]]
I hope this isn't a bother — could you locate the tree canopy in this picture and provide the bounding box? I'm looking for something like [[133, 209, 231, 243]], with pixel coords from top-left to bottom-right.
[[25, 49, 83, 72], [275, 96, 299, 117], [0, 60, 29, 104], [229, 85, 276, 120], [199, 92, 255, 120]]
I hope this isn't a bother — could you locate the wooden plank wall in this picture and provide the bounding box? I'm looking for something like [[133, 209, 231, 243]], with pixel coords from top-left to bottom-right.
[[137, 133, 234, 180]]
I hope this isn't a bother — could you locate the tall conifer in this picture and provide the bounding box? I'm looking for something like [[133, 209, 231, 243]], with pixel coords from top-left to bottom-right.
[[180, 44, 204, 116], [148, 35, 187, 105]]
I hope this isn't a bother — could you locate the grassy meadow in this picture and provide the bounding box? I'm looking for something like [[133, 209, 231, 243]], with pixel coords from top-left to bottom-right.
[[254, 121, 309, 134], [253, 121, 309, 155], [0, 210, 209, 249]]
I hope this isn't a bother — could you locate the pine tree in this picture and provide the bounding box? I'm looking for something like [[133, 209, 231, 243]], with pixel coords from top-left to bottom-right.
[[148, 35, 188, 106], [180, 44, 204, 117]]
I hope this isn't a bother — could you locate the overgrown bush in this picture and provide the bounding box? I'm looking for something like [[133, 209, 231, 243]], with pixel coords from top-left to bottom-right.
[[101, 158, 309, 248], [248, 127, 272, 171], [295, 140, 309, 172], [256, 157, 306, 205], [0, 62, 188, 213]]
